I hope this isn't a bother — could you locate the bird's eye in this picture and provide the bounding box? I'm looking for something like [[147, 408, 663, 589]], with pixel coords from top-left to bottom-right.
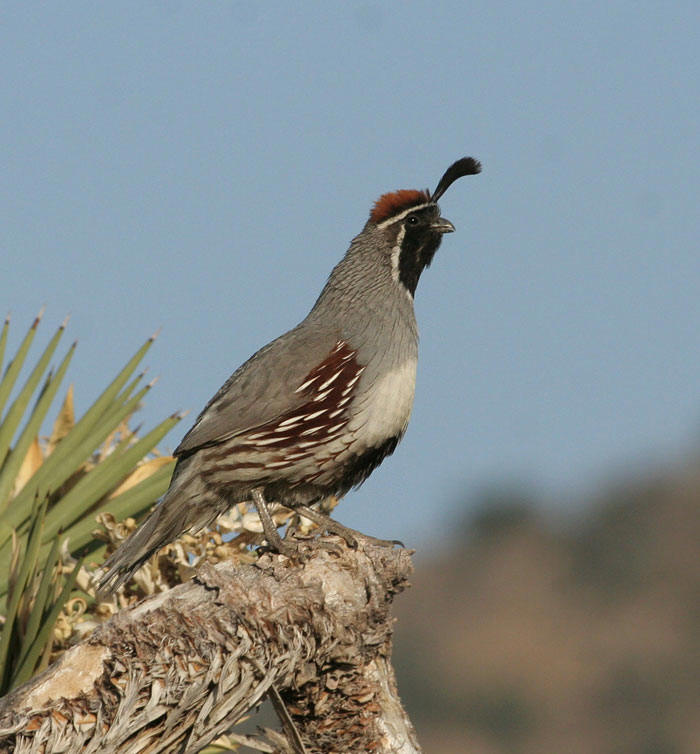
[[406, 214, 419, 226]]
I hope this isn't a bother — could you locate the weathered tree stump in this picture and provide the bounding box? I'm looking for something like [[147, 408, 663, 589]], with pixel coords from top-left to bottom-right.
[[0, 537, 420, 753]]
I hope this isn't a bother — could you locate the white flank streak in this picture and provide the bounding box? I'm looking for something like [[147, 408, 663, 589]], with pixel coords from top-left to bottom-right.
[[327, 422, 345, 434], [300, 426, 322, 436], [278, 415, 304, 427], [344, 369, 364, 390], [328, 408, 344, 418], [265, 460, 290, 468], [295, 375, 319, 393], [317, 370, 342, 391], [245, 432, 267, 440], [297, 440, 319, 448], [313, 389, 331, 402], [255, 436, 289, 446], [304, 409, 326, 421]]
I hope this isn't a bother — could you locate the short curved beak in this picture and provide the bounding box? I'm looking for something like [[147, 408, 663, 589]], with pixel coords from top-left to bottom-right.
[[431, 217, 455, 234]]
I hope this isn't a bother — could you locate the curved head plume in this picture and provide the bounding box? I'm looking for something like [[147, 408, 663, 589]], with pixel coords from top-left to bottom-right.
[[369, 156, 481, 225], [430, 156, 482, 203]]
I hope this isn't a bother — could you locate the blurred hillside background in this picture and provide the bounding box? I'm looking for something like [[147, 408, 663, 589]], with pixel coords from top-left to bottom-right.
[[394, 458, 700, 753], [2, 2, 698, 751]]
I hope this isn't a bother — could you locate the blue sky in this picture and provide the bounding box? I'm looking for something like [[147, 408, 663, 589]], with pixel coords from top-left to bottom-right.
[[2, 2, 698, 546]]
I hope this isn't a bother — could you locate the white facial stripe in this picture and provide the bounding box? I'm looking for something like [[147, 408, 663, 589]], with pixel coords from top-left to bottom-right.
[[390, 225, 406, 285], [375, 202, 433, 229], [390, 224, 415, 300]]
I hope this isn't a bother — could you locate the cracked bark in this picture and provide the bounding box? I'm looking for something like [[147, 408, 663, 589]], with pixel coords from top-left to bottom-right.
[[0, 538, 421, 754]]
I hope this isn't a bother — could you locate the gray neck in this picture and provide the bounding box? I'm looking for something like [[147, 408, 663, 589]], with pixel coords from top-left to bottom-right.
[[307, 229, 419, 358]]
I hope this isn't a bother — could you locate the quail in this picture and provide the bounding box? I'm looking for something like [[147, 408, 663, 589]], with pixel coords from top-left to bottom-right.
[[99, 157, 481, 591]]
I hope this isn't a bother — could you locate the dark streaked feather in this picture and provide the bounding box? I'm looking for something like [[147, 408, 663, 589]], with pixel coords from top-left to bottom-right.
[[174, 326, 339, 456]]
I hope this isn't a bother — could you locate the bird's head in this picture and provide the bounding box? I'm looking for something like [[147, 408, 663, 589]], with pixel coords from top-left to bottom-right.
[[366, 157, 481, 297]]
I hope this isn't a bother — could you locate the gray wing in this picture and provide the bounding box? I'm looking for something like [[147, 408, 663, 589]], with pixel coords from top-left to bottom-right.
[[174, 322, 339, 456]]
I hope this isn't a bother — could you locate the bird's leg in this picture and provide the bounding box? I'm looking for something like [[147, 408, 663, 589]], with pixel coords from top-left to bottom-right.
[[251, 488, 298, 557], [293, 503, 403, 549]]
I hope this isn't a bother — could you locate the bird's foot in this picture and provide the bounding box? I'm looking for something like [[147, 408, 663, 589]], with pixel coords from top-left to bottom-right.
[[293, 504, 404, 550], [255, 533, 314, 563], [354, 532, 405, 549]]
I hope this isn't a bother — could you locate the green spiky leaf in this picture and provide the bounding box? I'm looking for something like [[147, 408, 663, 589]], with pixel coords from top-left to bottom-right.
[[0, 316, 178, 689]]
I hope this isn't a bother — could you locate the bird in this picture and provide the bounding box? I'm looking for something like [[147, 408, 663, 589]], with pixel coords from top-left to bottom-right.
[[98, 156, 481, 592]]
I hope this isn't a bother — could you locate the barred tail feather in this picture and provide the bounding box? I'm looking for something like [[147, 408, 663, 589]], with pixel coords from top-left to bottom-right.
[[97, 501, 178, 594], [96, 458, 229, 595]]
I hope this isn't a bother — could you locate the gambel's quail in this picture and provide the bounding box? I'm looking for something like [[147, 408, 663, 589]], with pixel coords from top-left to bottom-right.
[[99, 157, 481, 591]]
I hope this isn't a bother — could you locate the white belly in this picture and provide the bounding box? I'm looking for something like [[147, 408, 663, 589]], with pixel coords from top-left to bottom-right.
[[346, 358, 417, 446]]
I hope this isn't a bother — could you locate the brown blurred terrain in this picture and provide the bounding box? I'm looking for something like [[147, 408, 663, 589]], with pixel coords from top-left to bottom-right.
[[393, 461, 700, 754]]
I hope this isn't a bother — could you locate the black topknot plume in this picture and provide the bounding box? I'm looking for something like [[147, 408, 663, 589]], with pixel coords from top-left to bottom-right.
[[431, 157, 482, 203]]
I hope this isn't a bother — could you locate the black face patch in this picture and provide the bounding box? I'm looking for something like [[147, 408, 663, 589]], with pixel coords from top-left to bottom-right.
[[397, 207, 443, 296]]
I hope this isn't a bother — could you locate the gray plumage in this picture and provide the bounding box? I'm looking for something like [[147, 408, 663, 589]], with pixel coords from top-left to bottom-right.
[[98, 157, 481, 592]]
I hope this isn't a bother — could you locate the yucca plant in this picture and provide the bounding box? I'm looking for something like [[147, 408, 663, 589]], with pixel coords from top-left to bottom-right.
[[0, 312, 180, 694]]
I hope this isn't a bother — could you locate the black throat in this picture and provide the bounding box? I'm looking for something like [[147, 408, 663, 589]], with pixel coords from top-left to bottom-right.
[[397, 221, 443, 296]]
